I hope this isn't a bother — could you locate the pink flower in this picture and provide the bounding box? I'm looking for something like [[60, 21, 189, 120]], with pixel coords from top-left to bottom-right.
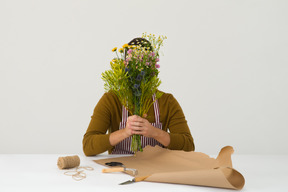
[[156, 58, 159, 62], [149, 52, 156, 57], [156, 64, 160, 68], [127, 49, 133, 54], [146, 62, 150, 66]]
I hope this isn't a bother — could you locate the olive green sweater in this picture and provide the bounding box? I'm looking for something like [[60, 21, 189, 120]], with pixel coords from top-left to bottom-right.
[[82, 91, 195, 156]]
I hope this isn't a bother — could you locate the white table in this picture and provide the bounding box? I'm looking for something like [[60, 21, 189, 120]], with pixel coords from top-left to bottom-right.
[[0, 154, 287, 192]]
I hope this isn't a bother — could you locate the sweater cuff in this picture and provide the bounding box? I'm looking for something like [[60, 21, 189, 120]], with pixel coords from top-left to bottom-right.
[[167, 133, 184, 150], [90, 133, 113, 155], [104, 133, 114, 151]]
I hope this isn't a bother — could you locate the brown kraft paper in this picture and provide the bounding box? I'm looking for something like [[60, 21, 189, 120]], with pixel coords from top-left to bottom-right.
[[94, 145, 245, 190]]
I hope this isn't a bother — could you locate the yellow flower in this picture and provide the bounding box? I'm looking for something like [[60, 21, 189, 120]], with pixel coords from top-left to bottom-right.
[[129, 45, 135, 49], [122, 44, 129, 48], [112, 47, 117, 52], [119, 48, 124, 53]]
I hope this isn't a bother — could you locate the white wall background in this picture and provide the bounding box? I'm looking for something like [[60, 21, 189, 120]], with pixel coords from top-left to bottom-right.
[[0, 0, 287, 155]]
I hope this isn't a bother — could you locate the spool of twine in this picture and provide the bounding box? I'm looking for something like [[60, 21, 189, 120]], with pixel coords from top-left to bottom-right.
[[57, 155, 80, 169]]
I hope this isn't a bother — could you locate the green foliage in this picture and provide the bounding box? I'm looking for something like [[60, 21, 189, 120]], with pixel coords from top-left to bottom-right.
[[102, 59, 133, 112]]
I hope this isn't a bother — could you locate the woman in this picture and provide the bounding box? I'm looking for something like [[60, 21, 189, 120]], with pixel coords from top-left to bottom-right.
[[82, 38, 195, 156]]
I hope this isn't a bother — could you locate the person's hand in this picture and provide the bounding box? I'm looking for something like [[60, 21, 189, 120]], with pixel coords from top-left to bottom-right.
[[124, 115, 158, 138]]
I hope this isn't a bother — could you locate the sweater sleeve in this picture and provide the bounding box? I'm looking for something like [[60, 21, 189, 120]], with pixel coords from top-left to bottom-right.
[[82, 93, 114, 156], [166, 94, 195, 151]]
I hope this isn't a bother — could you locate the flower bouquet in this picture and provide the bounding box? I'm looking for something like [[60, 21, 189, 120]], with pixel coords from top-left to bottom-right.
[[102, 33, 167, 153]]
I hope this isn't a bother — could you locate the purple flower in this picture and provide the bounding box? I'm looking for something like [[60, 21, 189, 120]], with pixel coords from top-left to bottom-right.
[[156, 64, 160, 68], [127, 49, 133, 54], [136, 74, 142, 81], [146, 62, 150, 66], [156, 58, 159, 62], [134, 84, 140, 89], [151, 52, 155, 57]]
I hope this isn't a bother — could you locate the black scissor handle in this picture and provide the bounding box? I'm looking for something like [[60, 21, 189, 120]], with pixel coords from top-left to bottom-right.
[[105, 161, 123, 167]]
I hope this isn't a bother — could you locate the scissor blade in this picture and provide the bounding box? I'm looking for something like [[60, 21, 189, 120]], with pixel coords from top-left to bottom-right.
[[119, 179, 135, 185]]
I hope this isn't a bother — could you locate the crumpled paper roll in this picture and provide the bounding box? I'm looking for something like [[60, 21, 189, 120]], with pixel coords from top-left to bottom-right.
[[95, 146, 245, 190]]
